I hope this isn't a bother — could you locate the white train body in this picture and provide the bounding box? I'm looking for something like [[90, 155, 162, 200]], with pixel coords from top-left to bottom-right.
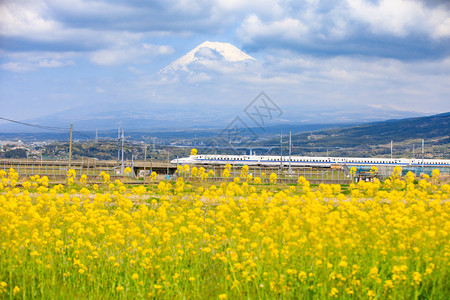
[[171, 154, 450, 168]]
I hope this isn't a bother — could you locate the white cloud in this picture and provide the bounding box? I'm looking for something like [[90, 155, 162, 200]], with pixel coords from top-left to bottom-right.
[[2, 0, 449, 63], [142, 44, 174, 55], [0, 60, 75, 72], [239, 14, 309, 43], [0, 0, 57, 38], [346, 0, 450, 38], [89, 44, 174, 66], [236, 0, 450, 57], [434, 13, 450, 38], [0, 51, 76, 72], [38, 59, 73, 68], [0, 62, 34, 72]]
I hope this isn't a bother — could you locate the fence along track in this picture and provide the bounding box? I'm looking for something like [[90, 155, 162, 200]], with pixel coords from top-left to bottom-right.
[[2, 158, 352, 184]]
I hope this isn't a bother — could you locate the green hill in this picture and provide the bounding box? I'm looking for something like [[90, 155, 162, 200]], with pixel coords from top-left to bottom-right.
[[294, 112, 448, 147], [262, 112, 449, 158]]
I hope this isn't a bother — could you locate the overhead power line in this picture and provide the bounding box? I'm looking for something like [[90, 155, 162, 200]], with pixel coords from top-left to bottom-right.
[[0, 116, 93, 139], [0, 116, 68, 132]]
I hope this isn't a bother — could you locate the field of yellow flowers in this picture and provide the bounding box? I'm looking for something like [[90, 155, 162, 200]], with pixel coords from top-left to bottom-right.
[[0, 166, 449, 299]]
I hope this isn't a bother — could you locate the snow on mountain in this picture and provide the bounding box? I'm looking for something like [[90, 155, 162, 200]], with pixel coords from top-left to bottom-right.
[[160, 41, 256, 74]]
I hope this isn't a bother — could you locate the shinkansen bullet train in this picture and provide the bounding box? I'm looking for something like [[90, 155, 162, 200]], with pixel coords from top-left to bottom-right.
[[171, 154, 450, 168]]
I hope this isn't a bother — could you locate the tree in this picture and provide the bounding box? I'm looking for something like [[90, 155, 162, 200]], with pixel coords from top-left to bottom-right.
[[3, 148, 27, 158]]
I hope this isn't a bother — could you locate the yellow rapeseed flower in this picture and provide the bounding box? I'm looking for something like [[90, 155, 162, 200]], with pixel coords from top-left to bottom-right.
[[13, 286, 20, 296]]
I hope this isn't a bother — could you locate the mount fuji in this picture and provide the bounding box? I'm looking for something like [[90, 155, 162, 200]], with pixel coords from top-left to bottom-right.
[[159, 41, 256, 77]]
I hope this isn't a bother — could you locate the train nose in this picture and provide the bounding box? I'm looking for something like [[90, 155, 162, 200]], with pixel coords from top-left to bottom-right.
[[171, 157, 189, 164]]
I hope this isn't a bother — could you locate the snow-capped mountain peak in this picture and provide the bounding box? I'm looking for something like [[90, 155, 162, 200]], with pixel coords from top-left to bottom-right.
[[160, 41, 256, 74]]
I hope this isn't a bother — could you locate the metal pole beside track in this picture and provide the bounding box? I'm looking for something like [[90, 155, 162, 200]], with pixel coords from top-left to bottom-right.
[[69, 123, 73, 170]]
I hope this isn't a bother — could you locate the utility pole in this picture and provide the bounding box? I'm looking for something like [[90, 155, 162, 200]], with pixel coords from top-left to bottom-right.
[[390, 140, 393, 159], [117, 128, 121, 161], [150, 155, 153, 177], [68, 123, 73, 169], [167, 151, 169, 179], [288, 131, 292, 173], [120, 129, 124, 175], [280, 131, 283, 168], [412, 144, 415, 159], [144, 144, 147, 184], [422, 139, 424, 169], [131, 154, 134, 178]]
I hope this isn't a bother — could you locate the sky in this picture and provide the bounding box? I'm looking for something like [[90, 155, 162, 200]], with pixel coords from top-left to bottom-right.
[[1, 0, 450, 128]]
